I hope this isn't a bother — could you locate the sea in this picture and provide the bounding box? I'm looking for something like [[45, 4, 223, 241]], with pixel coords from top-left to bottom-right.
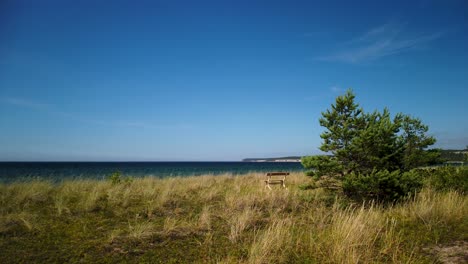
[[0, 162, 304, 183]]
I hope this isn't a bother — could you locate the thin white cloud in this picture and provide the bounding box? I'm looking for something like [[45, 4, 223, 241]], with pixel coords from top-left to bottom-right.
[[304, 85, 346, 101], [330, 86, 344, 94], [347, 22, 402, 44], [89, 119, 193, 130], [1, 96, 192, 130], [318, 22, 444, 63], [2, 97, 50, 110]]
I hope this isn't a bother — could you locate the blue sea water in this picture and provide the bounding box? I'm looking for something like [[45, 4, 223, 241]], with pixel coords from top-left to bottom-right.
[[0, 162, 304, 183]]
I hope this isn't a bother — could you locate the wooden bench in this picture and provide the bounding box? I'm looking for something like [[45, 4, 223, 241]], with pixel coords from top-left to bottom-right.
[[264, 172, 289, 190]]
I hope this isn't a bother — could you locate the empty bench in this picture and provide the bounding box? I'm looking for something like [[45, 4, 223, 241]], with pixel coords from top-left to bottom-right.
[[264, 172, 289, 190]]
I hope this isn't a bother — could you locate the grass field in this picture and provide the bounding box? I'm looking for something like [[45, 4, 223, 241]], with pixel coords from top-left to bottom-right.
[[0, 172, 467, 263]]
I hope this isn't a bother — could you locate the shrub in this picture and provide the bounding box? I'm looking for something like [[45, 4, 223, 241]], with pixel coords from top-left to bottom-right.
[[108, 171, 122, 185], [108, 171, 133, 185], [342, 170, 423, 203], [423, 166, 468, 193]]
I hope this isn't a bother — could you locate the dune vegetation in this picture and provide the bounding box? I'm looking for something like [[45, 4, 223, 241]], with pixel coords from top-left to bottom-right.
[[0, 170, 466, 263]]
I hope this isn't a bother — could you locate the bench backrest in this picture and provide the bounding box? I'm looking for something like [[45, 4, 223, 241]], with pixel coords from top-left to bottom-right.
[[266, 172, 289, 177]]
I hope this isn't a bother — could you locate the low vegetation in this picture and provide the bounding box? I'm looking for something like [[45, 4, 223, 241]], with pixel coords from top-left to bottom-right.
[[0, 168, 467, 263]]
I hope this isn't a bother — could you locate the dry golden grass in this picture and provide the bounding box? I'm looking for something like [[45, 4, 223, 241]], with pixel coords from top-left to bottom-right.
[[162, 216, 178, 234], [198, 205, 211, 230], [108, 227, 125, 243], [53, 191, 70, 216], [2, 180, 53, 209], [248, 217, 295, 264], [0, 211, 37, 234], [228, 206, 259, 243], [0, 172, 466, 263], [127, 220, 156, 240], [316, 205, 389, 263], [395, 188, 467, 228]]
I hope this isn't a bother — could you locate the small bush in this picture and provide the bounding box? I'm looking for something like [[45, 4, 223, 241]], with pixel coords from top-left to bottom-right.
[[342, 170, 423, 203], [423, 166, 468, 193], [108, 171, 122, 185], [108, 171, 133, 185], [298, 182, 316, 190]]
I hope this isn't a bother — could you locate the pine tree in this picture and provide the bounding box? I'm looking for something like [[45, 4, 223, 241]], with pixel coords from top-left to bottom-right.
[[318, 89, 365, 175], [303, 89, 436, 178]]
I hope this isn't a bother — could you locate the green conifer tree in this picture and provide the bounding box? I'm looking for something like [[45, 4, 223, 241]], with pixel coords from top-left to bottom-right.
[[303, 89, 436, 177]]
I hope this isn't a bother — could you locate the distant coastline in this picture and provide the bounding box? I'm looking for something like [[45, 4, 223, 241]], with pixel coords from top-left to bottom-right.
[[242, 156, 302, 162], [242, 149, 468, 163]]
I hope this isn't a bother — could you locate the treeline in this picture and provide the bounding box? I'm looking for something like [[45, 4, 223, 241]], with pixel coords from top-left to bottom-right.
[[440, 149, 468, 161]]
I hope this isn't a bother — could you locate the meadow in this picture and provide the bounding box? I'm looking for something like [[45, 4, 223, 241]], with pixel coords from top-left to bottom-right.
[[0, 172, 466, 263]]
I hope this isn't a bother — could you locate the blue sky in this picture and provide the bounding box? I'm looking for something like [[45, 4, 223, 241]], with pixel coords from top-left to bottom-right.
[[1, 0, 467, 161]]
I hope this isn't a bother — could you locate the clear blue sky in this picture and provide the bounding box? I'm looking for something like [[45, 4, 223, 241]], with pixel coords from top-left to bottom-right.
[[1, 0, 467, 161]]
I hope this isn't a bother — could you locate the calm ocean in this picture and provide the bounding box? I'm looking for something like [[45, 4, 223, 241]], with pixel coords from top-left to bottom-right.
[[0, 162, 304, 183]]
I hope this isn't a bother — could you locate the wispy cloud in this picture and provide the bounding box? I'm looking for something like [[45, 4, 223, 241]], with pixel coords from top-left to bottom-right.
[[318, 22, 444, 63], [2, 97, 50, 110], [330, 86, 344, 94], [304, 85, 346, 101], [88, 119, 193, 130], [1, 96, 193, 130]]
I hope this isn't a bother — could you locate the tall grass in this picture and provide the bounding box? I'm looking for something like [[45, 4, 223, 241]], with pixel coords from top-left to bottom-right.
[[198, 205, 211, 230], [127, 220, 156, 240], [1, 180, 53, 211], [0, 211, 37, 234], [397, 188, 467, 227], [311, 204, 407, 263], [228, 206, 259, 243], [0, 172, 466, 263], [248, 217, 295, 263]]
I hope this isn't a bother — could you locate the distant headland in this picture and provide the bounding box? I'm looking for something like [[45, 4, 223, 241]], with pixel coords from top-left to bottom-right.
[[242, 156, 302, 162], [242, 149, 468, 163]]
